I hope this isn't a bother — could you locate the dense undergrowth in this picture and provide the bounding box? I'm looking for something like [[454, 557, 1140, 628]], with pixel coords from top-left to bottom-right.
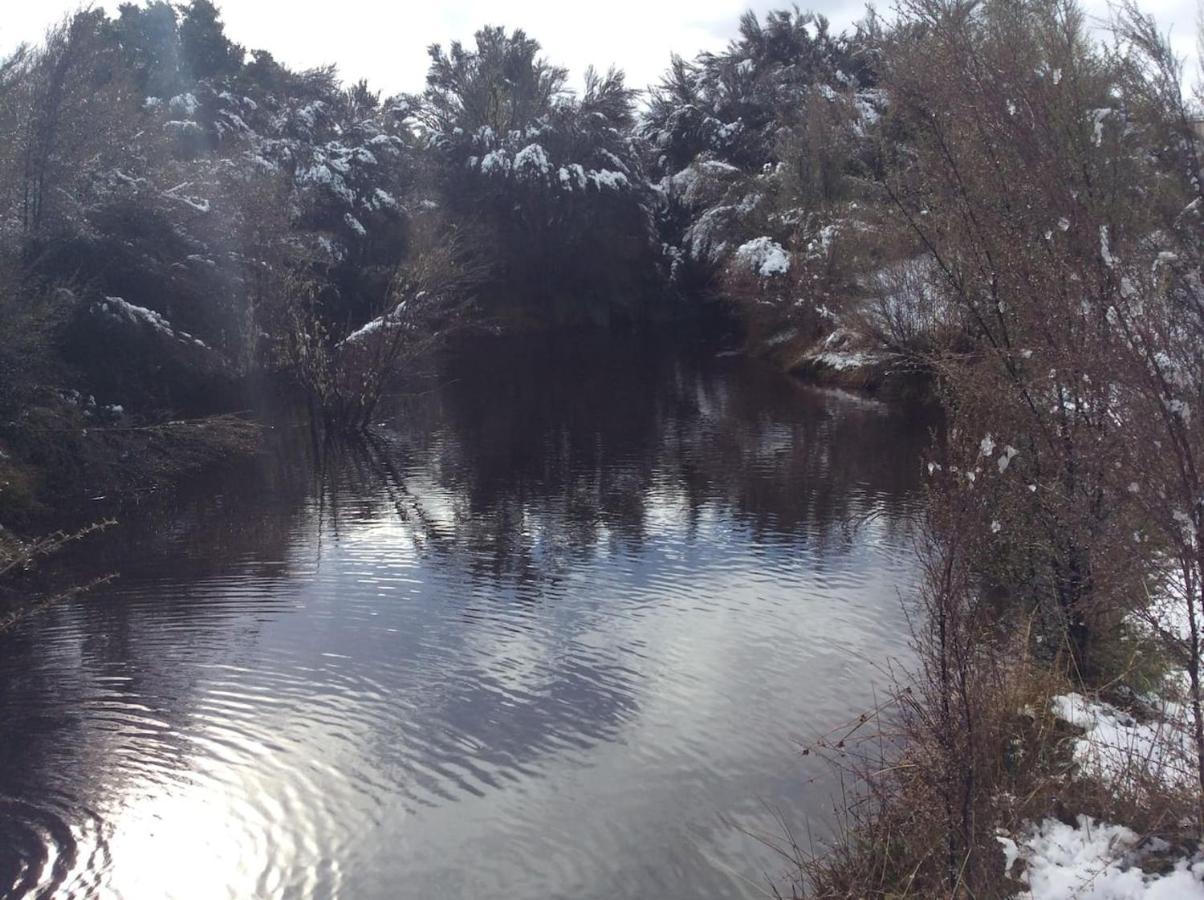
[[1, 0, 1203, 895]]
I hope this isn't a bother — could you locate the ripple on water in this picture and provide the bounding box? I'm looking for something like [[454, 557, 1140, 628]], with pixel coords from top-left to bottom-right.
[[0, 344, 930, 899]]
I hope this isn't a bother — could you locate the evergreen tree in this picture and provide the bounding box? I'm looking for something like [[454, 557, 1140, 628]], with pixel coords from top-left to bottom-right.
[[112, 1, 182, 98], [178, 0, 242, 82]]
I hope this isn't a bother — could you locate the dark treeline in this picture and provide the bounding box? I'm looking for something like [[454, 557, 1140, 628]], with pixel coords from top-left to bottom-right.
[[3, 0, 1204, 894], [0, 0, 893, 521]]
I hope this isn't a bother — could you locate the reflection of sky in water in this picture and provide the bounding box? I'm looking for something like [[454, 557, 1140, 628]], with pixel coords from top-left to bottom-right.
[[0, 340, 930, 899]]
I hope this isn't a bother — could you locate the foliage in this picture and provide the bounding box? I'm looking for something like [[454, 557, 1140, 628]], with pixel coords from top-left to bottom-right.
[[643, 9, 882, 174], [419, 27, 665, 325]]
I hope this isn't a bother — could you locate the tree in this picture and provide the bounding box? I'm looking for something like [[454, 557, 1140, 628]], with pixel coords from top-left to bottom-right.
[[886, 0, 1204, 814], [178, 0, 242, 82], [112, 1, 182, 98], [643, 9, 879, 173], [12, 12, 136, 239], [419, 27, 665, 325], [420, 26, 566, 137]]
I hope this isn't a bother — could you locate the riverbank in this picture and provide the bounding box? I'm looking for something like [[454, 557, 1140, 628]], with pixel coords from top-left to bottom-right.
[[795, 611, 1203, 897], [0, 407, 262, 532], [0, 406, 263, 630]]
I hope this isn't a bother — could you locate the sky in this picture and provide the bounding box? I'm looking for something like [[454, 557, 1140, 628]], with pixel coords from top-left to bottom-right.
[[1, 0, 1200, 97]]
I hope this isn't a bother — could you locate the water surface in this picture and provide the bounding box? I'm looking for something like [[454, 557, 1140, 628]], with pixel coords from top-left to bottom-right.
[[0, 336, 928, 899]]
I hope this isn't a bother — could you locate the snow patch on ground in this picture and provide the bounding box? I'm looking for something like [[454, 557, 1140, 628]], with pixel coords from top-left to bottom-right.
[[1050, 692, 1196, 790], [1000, 815, 1204, 899]]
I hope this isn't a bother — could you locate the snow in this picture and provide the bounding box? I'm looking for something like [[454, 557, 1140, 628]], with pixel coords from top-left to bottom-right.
[[342, 317, 384, 344], [596, 149, 629, 173], [1101, 226, 1115, 268], [164, 120, 204, 138], [367, 133, 401, 150], [479, 150, 510, 175], [250, 153, 280, 172], [855, 88, 886, 124], [713, 120, 742, 144], [513, 143, 552, 179], [558, 164, 588, 190], [816, 83, 840, 103], [589, 169, 628, 190], [219, 111, 248, 133], [1002, 816, 1204, 899], [667, 161, 733, 206], [341, 300, 409, 345], [765, 328, 799, 347], [371, 188, 399, 210], [809, 223, 837, 256], [699, 159, 741, 177], [1167, 398, 1191, 421], [813, 350, 875, 371], [343, 213, 367, 236], [96, 296, 173, 333], [168, 93, 198, 117], [294, 101, 326, 131], [298, 161, 356, 205], [93, 297, 209, 350], [1050, 692, 1196, 789], [177, 196, 210, 213], [735, 237, 790, 277]]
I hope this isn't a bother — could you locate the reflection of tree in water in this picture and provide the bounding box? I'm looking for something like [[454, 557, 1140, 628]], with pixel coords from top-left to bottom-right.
[[345, 334, 933, 580]]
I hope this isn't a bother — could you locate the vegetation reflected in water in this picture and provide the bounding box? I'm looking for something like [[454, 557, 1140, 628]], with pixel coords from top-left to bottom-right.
[[0, 336, 930, 899]]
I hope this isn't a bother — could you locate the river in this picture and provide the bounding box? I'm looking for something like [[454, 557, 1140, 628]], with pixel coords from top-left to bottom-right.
[[0, 335, 929, 899]]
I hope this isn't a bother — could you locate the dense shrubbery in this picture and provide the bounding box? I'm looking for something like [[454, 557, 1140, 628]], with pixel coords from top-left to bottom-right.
[[793, 2, 1204, 896], [0, 3, 686, 465], [642, 9, 903, 362], [0, 1, 908, 464], [419, 29, 666, 325]]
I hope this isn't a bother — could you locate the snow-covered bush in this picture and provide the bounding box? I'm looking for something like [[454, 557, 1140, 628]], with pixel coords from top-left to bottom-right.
[[418, 29, 667, 324], [643, 8, 891, 338]]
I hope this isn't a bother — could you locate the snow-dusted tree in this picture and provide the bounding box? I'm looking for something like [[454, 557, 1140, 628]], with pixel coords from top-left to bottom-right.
[[642, 8, 892, 349], [886, 1, 1204, 833], [1090, 3, 1204, 819], [643, 9, 880, 175], [420, 27, 665, 325]]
